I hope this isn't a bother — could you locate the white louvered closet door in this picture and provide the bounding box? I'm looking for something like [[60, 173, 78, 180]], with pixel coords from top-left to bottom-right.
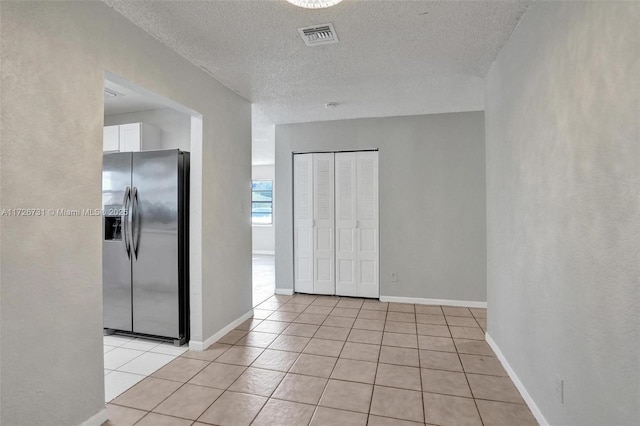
[[313, 153, 335, 294], [293, 154, 314, 294], [335, 152, 358, 297], [356, 151, 379, 298]]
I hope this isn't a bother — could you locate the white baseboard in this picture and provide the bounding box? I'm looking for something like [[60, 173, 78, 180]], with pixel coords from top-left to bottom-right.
[[275, 288, 294, 296], [80, 408, 108, 426], [252, 250, 275, 255], [486, 332, 548, 426], [189, 309, 254, 352], [379, 295, 487, 308]]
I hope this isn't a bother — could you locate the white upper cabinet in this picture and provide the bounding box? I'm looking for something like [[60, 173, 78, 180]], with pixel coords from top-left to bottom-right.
[[103, 123, 161, 152]]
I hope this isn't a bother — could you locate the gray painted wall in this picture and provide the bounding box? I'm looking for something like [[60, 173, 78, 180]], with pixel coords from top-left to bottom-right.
[[0, 2, 251, 424], [275, 112, 486, 303], [486, 2, 639, 425]]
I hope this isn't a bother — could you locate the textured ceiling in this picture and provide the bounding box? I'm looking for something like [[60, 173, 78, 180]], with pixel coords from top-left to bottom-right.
[[105, 0, 529, 124]]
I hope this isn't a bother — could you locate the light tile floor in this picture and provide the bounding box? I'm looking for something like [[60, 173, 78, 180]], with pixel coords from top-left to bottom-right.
[[105, 294, 538, 426], [252, 254, 275, 307]]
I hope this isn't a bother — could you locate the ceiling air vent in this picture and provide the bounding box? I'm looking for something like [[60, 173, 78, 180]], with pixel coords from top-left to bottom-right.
[[297, 23, 339, 47]]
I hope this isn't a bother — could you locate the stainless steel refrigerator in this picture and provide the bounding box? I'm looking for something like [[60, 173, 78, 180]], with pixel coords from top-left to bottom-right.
[[102, 150, 189, 345]]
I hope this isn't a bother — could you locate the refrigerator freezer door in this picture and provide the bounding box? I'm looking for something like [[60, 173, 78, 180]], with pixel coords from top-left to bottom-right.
[[131, 150, 182, 338], [103, 152, 133, 332]]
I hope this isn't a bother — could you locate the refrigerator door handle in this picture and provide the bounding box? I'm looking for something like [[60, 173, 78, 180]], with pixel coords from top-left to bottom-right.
[[131, 186, 140, 259], [123, 186, 131, 258]]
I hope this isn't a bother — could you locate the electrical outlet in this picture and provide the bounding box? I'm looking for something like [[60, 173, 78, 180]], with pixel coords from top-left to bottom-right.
[[391, 272, 398, 282], [555, 375, 564, 404]]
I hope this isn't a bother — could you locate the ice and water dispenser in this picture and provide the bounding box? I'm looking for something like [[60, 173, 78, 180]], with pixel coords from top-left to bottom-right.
[[104, 205, 123, 241]]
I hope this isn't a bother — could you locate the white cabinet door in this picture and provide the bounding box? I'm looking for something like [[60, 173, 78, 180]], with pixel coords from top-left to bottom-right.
[[335, 152, 358, 296], [119, 123, 141, 152], [356, 151, 379, 298], [313, 153, 335, 294], [293, 154, 314, 294], [103, 125, 120, 152]]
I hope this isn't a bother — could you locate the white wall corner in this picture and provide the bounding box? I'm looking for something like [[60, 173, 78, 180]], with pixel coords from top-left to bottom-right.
[[485, 332, 549, 426], [274, 288, 294, 296], [379, 295, 487, 309], [188, 309, 254, 352], [79, 408, 108, 426]]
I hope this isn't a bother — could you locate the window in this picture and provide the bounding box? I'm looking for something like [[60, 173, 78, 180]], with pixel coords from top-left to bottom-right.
[[251, 180, 273, 225]]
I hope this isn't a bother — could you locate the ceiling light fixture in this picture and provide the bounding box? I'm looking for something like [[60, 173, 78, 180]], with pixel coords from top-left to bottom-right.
[[286, 0, 343, 9]]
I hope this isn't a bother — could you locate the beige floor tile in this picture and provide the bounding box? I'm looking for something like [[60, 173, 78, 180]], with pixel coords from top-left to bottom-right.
[[311, 297, 340, 307], [477, 318, 487, 330], [235, 331, 278, 348], [313, 325, 350, 341], [470, 308, 487, 319], [267, 311, 300, 322], [319, 379, 373, 413], [445, 316, 480, 327], [197, 390, 266, 426], [384, 321, 417, 334], [330, 307, 360, 318], [251, 398, 316, 426], [294, 313, 328, 325], [289, 354, 337, 378], [459, 354, 507, 376], [449, 326, 485, 340], [253, 309, 275, 319], [253, 320, 290, 334], [423, 392, 482, 426], [323, 315, 356, 328], [357, 309, 387, 320], [347, 329, 383, 345], [256, 301, 281, 310], [454, 338, 494, 356], [112, 377, 182, 411], [136, 413, 192, 426], [331, 358, 377, 384], [181, 343, 231, 362], [304, 305, 333, 315], [375, 363, 421, 391], [362, 301, 388, 311], [378, 346, 419, 367], [151, 357, 209, 382], [388, 303, 415, 313], [188, 362, 246, 389], [421, 368, 472, 397], [415, 305, 443, 315], [416, 314, 447, 325], [367, 415, 424, 426], [215, 346, 264, 366], [105, 404, 147, 426], [227, 367, 285, 397], [467, 374, 524, 403], [416, 324, 451, 337], [336, 299, 364, 309], [419, 350, 463, 372], [278, 304, 308, 313], [217, 329, 248, 345], [282, 323, 320, 338], [153, 384, 223, 420], [353, 318, 385, 331], [476, 399, 538, 426], [386, 312, 416, 323], [370, 385, 424, 423], [272, 373, 328, 404], [418, 335, 456, 352], [442, 306, 473, 317], [303, 338, 344, 357], [339, 342, 381, 362], [236, 318, 263, 331], [382, 332, 418, 348], [310, 407, 368, 426], [251, 349, 300, 372], [268, 335, 310, 352]]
